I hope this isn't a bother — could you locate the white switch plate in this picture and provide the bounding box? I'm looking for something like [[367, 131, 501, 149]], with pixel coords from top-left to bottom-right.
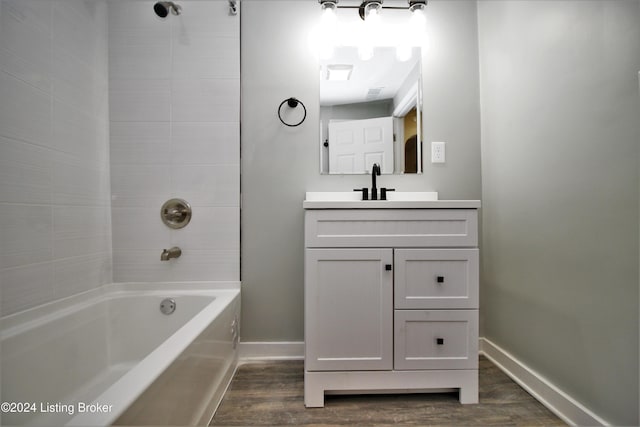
[[431, 141, 446, 163]]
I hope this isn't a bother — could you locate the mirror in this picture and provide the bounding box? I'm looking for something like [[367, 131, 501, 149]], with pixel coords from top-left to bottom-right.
[[319, 46, 422, 175]]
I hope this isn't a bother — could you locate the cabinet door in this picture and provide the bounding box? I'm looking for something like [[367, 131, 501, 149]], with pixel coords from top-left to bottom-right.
[[394, 310, 478, 370], [395, 249, 478, 309], [305, 248, 393, 371]]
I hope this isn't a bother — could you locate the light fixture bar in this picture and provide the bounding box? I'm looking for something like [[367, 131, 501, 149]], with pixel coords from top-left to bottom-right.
[[315, 0, 426, 21]]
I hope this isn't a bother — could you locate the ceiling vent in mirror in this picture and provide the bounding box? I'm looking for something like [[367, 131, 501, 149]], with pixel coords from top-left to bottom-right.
[[366, 87, 384, 100]]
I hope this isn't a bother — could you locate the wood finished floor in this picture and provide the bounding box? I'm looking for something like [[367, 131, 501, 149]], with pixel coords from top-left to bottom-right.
[[211, 356, 565, 426]]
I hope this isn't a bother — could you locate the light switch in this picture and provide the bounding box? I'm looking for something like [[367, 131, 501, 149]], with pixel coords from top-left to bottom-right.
[[431, 141, 446, 163]]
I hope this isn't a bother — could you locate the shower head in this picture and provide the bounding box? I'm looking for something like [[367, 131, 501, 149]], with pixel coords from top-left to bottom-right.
[[154, 1, 182, 18]]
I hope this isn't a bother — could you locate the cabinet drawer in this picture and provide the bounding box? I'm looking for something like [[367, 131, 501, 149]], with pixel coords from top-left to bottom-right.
[[394, 310, 478, 370], [395, 249, 478, 309], [305, 209, 478, 248]]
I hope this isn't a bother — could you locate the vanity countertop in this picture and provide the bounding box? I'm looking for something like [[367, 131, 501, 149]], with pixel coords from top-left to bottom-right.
[[303, 200, 481, 209], [303, 192, 480, 209]]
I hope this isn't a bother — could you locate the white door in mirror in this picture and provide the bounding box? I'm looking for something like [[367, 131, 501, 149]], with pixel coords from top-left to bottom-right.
[[431, 141, 446, 163], [329, 117, 394, 174]]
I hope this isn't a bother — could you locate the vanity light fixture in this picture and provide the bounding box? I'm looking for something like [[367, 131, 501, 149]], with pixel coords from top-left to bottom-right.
[[320, 0, 338, 27], [359, 2, 382, 60], [320, 0, 338, 15], [408, 1, 427, 34], [316, 0, 427, 61], [319, 0, 427, 21], [360, 1, 382, 21], [318, 0, 339, 59]]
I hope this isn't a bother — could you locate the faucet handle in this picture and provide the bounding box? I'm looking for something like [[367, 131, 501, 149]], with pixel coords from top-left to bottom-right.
[[380, 188, 395, 201], [353, 188, 369, 200]]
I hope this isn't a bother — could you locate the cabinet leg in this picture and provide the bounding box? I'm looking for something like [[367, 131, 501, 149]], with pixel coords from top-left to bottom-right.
[[304, 376, 325, 407], [459, 381, 479, 404]]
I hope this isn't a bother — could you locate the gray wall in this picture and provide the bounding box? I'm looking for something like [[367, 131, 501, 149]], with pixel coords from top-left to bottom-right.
[[478, 1, 640, 425], [241, 0, 482, 341]]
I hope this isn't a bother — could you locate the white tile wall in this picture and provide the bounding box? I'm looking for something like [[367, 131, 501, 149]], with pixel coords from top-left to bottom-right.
[[112, 249, 239, 283], [170, 122, 239, 164], [0, 1, 112, 316], [0, 0, 240, 314], [109, 1, 240, 283], [110, 121, 172, 165], [108, 79, 171, 122], [108, 29, 172, 80], [171, 164, 240, 206], [171, 78, 240, 122], [0, 70, 52, 146], [0, 136, 52, 204], [111, 207, 171, 250], [0, 204, 52, 269]]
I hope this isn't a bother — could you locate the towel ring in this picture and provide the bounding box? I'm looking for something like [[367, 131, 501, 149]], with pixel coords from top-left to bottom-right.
[[278, 97, 306, 127]]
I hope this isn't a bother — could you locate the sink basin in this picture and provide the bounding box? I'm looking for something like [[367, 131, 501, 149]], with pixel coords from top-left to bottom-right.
[[305, 191, 438, 202]]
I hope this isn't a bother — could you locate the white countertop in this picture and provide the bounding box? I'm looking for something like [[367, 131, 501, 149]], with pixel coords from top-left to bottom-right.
[[303, 192, 480, 209]]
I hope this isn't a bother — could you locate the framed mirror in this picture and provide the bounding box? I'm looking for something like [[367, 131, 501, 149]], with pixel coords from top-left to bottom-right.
[[319, 46, 422, 175]]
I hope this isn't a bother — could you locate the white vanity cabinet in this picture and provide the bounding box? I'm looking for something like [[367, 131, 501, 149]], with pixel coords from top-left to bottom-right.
[[304, 203, 480, 407]]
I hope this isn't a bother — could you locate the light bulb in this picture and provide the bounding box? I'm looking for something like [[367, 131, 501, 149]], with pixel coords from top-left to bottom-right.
[[364, 3, 381, 25], [320, 2, 337, 27], [316, 1, 338, 60], [360, 1, 381, 60], [409, 7, 426, 35]]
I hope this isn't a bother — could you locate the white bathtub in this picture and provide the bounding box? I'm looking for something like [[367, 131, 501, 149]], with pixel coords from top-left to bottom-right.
[[0, 282, 240, 426]]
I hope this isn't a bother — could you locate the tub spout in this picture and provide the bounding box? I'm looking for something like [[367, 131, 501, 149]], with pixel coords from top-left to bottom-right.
[[161, 246, 182, 261]]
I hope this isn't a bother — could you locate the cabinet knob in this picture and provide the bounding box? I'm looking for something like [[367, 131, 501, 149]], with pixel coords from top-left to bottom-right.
[[385, 264, 392, 271], [436, 275, 445, 283], [436, 338, 444, 345]]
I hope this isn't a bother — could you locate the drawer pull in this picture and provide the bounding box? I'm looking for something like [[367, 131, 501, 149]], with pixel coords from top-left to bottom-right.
[[436, 338, 444, 345], [385, 264, 392, 271], [436, 275, 445, 283]]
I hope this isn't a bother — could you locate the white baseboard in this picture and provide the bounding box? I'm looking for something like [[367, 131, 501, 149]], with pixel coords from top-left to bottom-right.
[[479, 337, 609, 426], [238, 341, 304, 362]]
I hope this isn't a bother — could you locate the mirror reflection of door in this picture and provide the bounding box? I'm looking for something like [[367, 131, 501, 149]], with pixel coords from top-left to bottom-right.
[[319, 46, 422, 175], [403, 108, 422, 173], [329, 116, 394, 174]]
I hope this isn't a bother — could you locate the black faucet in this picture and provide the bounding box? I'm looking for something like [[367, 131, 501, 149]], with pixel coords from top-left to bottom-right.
[[371, 163, 381, 200]]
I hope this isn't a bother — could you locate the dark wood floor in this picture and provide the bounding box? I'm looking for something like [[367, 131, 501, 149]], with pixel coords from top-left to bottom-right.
[[211, 356, 565, 426]]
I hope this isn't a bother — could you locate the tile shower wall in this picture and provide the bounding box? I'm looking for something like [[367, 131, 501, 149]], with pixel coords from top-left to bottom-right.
[[0, 1, 111, 315], [108, 1, 240, 282]]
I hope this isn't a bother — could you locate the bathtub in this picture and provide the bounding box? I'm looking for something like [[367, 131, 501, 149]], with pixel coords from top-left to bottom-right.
[[0, 282, 240, 426]]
